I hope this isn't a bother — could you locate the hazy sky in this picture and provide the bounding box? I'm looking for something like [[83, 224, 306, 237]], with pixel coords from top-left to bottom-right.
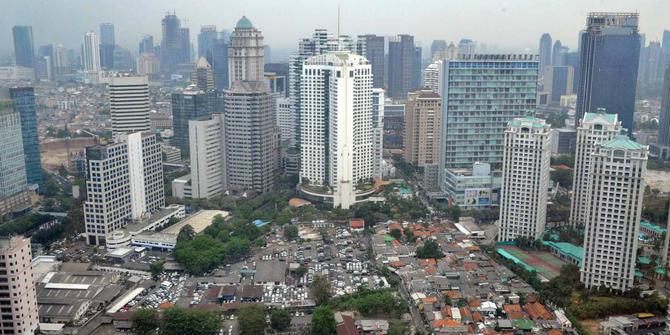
[[2, 0, 669, 61]]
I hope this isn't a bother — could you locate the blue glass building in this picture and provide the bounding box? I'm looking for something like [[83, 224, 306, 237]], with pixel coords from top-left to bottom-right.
[[9, 87, 43, 190], [171, 87, 216, 153], [575, 13, 641, 135], [12, 26, 35, 69]]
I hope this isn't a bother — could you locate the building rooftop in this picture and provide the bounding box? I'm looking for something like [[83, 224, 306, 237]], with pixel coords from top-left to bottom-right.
[[254, 260, 287, 284], [583, 111, 618, 124], [600, 135, 646, 150], [235, 16, 254, 29], [640, 220, 666, 235], [163, 210, 229, 236], [508, 116, 550, 129]]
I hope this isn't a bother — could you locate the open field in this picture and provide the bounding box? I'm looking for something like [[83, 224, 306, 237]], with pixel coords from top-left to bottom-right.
[[497, 245, 568, 280]]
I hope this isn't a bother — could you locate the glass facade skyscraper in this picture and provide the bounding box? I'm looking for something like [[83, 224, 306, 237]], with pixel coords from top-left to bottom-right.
[[171, 87, 216, 153], [575, 12, 641, 134], [8, 87, 42, 190], [12, 26, 35, 69], [388, 34, 415, 99], [0, 99, 30, 215]]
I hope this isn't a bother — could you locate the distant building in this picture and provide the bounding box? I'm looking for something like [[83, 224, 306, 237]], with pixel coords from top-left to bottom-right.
[[550, 128, 577, 155], [655, 65, 670, 158], [431, 40, 447, 61], [356, 34, 385, 88], [171, 85, 216, 153], [192, 57, 215, 91], [99, 23, 115, 70], [498, 117, 552, 242], [139, 35, 154, 54], [0, 99, 31, 215], [228, 16, 264, 85], [12, 25, 35, 69], [539, 33, 552, 76], [276, 97, 294, 147], [580, 135, 647, 291], [544, 66, 574, 105], [109, 75, 151, 135], [422, 61, 440, 92], [444, 163, 500, 209], [8, 87, 43, 190], [160, 13, 184, 74], [404, 88, 441, 167], [136, 52, 160, 75], [0, 236, 39, 334], [372, 89, 385, 179], [82, 31, 101, 83], [388, 35, 415, 99]]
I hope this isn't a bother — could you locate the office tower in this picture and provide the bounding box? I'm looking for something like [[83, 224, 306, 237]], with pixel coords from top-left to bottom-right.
[[412, 46, 422, 90], [570, 111, 621, 227], [99, 23, 115, 69], [639, 41, 664, 84], [372, 89, 385, 179], [228, 16, 264, 85], [431, 40, 447, 61], [7, 87, 43, 189], [404, 88, 442, 167], [440, 54, 539, 169], [276, 97, 294, 146], [189, 114, 226, 198], [84, 132, 164, 245], [566, 51, 580, 89], [539, 33, 552, 76], [192, 57, 215, 91], [356, 34, 385, 88], [171, 85, 216, 153], [551, 40, 567, 66], [82, 31, 101, 72], [139, 35, 154, 54], [299, 52, 374, 209], [36, 45, 54, 81], [580, 136, 647, 291], [53, 44, 71, 78], [498, 117, 552, 242], [422, 61, 440, 92], [113, 46, 134, 71], [575, 13, 641, 134], [137, 53, 160, 75], [544, 66, 574, 104], [264, 45, 272, 63], [12, 26, 35, 68], [198, 25, 217, 59], [388, 35, 415, 99], [458, 39, 475, 57], [658, 67, 670, 153], [0, 236, 39, 335], [223, 81, 278, 193], [108, 75, 151, 135], [663, 30, 670, 55], [160, 13, 182, 73], [0, 99, 31, 215], [211, 33, 229, 90], [179, 27, 191, 63]]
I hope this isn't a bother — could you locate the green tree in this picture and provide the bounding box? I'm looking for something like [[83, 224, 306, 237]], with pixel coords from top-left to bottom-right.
[[311, 305, 336, 335], [284, 225, 299, 240], [415, 239, 444, 259], [177, 224, 195, 242], [238, 304, 266, 335], [161, 307, 219, 335], [389, 228, 402, 240], [270, 309, 292, 331], [174, 235, 225, 275], [310, 274, 332, 305], [149, 260, 164, 278], [131, 309, 160, 335]]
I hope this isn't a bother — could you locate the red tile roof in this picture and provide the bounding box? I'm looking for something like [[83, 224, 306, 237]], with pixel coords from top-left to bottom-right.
[[349, 219, 365, 229], [524, 302, 553, 321]]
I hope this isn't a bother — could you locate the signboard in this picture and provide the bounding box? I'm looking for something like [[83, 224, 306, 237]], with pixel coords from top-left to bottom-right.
[[464, 188, 491, 206]]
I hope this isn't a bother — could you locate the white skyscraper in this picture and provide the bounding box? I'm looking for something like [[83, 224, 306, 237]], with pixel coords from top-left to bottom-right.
[[422, 60, 441, 92], [498, 117, 552, 242], [570, 110, 622, 227], [189, 114, 226, 199], [84, 132, 164, 246], [276, 97, 295, 147], [372, 88, 385, 179], [580, 135, 647, 291], [0, 236, 39, 335], [109, 75, 151, 136], [299, 52, 374, 209], [82, 30, 100, 72], [228, 16, 264, 85]]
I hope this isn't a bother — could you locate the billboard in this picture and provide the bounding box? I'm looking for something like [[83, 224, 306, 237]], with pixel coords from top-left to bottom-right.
[[464, 188, 491, 206]]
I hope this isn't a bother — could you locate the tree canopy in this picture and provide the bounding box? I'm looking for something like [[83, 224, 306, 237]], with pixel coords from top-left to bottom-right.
[[238, 304, 266, 335]]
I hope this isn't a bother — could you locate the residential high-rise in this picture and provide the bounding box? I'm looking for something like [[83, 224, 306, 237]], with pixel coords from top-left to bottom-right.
[[388, 35, 415, 99], [0, 99, 31, 215], [109, 75, 151, 135], [192, 57, 215, 91], [439, 54, 539, 169], [84, 132, 164, 245], [53, 44, 71, 78], [575, 12, 641, 134], [498, 117, 552, 242], [356, 34, 385, 88], [0, 236, 39, 335], [139, 35, 154, 54], [223, 81, 278, 193], [7, 87, 43, 190], [171, 84, 216, 153], [422, 61, 440, 92], [99, 23, 115, 70], [276, 97, 294, 146], [82, 30, 101, 73], [136, 53, 160, 75], [372, 88, 385, 179], [228, 16, 264, 85], [580, 136, 647, 291], [299, 52, 374, 209], [570, 111, 621, 227], [404, 89, 442, 168], [160, 13, 182, 73], [539, 33, 552, 76], [12, 26, 35, 69], [544, 66, 574, 104], [431, 40, 448, 61], [189, 114, 226, 198]]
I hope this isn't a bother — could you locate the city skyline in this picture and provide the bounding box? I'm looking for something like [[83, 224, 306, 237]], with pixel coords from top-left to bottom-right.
[[2, 0, 670, 61]]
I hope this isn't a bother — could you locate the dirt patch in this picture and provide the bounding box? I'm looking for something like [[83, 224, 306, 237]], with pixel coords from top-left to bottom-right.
[[646, 170, 670, 193], [580, 319, 600, 335]]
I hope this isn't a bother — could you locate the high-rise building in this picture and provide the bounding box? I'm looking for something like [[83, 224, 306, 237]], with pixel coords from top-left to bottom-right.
[[113, 46, 134, 71], [109, 75, 151, 135], [139, 35, 154, 54], [544, 66, 574, 104], [498, 117, 552, 242], [228, 16, 265, 85], [575, 12, 641, 134], [422, 61, 440, 92], [0, 236, 39, 335], [211, 33, 229, 90], [458, 39, 475, 57], [356, 34, 385, 88], [136, 53, 160, 75], [638, 41, 664, 84], [404, 89, 442, 168], [84, 132, 164, 245], [171, 85, 216, 153], [7, 87, 43, 190], [53, 44, 71, 78], [223, 81, 278, 193], [12, 26, 35, 69], [580, 135, 647, 291], [160, 13, 182, 74], [35, 45, 54, 81], [412, 46, 422, 90], [539, 33, 552, 76], [552, 40, 568, 66], [0, 99, 31, 215], [388, 34, 415, 99], [276, 97, 294, 147], [299, 52, 374, 209], [439, 54, 539, 169], [192, 57, 215, 91], [82, 30, 101, 72], [431, 40, 448, 61], [372, 88, 385, 179], [570, 111, 621, 227], [99, 23, 115, 70], [179, 27, 191, 63], [662, 30, 670, 55], [657, 66, 670, 156], [198, 25, 218, 59], [189, 114, 226, 198]]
